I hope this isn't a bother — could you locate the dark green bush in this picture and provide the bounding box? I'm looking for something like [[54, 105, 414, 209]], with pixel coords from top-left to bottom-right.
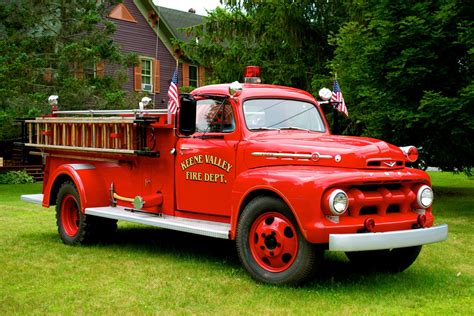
[[0, 170, 35, 184]]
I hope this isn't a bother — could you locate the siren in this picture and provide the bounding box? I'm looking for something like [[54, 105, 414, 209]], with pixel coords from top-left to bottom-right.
[[244, 66, 261, 84]]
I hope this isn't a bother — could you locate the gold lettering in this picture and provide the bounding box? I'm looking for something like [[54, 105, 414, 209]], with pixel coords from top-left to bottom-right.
[[185, 171, 202, 181], [181, 155, 204, 171]]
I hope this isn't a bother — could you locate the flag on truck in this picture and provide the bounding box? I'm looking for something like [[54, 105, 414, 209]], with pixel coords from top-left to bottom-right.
[[167, 70, 179, 115], [331, 80, 348, 117]]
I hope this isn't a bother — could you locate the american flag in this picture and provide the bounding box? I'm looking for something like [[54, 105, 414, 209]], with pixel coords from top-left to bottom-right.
[[331, 80, 348, 117], [167, 70, 179, 115]]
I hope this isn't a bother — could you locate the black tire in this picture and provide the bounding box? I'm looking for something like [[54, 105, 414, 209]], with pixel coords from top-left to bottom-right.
[[56, 181, 117, 244], [345, 246, 422, 273], [236, 196, 321, 285]]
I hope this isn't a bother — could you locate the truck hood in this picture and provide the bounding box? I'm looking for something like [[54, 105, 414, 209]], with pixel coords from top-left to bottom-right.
[[243, 132, 406, 170]]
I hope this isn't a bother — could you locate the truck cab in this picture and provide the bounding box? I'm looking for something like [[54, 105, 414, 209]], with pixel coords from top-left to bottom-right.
[[21, 72, 448, 285]]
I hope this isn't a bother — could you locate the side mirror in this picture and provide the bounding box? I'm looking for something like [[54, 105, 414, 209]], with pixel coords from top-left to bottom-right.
[[178, 94, 196, 136]]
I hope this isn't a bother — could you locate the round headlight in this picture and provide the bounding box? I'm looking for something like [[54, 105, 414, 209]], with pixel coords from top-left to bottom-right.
[[417, 185, 433, 208], [329, 189, 349, 215]]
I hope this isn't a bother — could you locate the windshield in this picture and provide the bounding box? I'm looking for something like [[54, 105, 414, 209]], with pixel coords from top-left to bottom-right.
[[243, 99, 326, 132]]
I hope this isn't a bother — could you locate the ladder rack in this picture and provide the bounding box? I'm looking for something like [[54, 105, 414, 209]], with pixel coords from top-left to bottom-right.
[[24, 115, 162, 156], [52, 109, 168, 116]]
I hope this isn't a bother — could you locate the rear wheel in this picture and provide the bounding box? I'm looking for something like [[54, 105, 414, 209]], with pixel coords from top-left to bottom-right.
[[345, 246, 422, 273], [56, 181, 116, 244], [236, 196, 321, 285]]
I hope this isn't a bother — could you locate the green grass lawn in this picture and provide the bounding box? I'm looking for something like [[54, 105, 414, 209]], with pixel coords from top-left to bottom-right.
[[1, 172, 473, 314]]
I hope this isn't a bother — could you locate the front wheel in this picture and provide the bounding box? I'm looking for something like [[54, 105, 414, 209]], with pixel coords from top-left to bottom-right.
[[345, 246, 422, 273], [236, 196, 321, 285]]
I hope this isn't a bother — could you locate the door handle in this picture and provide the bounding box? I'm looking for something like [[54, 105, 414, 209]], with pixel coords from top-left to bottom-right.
[[179, 147, 191, 155]]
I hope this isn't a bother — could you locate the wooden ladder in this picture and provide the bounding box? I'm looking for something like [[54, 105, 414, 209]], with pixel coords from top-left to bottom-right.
[[25, 117, 138, 154]]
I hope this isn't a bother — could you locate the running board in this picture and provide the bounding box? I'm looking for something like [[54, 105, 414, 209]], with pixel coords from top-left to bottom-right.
[[21, 194, 44, 205], [85, 206, 231, 239]]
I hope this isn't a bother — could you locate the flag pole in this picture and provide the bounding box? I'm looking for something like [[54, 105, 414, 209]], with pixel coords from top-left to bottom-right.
[[168, 58, 179, 125], [333, 73, 339, 134]]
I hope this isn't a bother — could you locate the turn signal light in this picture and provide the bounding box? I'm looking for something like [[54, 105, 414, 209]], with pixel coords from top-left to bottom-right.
[[417, 214, 427, 228]]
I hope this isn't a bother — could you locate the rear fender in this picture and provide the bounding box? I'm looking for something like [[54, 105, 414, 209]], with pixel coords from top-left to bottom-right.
[[43, 163, 109, 212]]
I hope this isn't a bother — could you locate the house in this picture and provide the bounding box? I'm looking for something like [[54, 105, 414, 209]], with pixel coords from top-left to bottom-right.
[[107, 0, 206, 108]]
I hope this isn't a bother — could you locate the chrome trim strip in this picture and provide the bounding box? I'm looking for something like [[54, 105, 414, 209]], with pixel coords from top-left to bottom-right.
[[21, 194, 44, 205], [329, 224, 448, 251], [252, 152, 333, 159], [67, 163, 96, 170]]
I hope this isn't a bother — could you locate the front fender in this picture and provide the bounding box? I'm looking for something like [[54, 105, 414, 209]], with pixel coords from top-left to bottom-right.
[[230, 165, 432, 242], [230, 166, 324, 240], [43, 163, 109, 212]]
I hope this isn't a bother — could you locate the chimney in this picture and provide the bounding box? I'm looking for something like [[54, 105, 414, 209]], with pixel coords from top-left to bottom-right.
[[188, 8, 196, 13]]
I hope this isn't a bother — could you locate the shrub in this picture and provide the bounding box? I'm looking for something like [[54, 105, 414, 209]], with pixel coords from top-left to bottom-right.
[[0, 170, 35, 184]]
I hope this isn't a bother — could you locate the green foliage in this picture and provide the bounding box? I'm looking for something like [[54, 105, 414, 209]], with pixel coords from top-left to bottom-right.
[[186, 0, 473, 172], [184, 0, 348, 89], [0, 171, 35, 184], [330, 0, 473, 172], [0, 0, 136, 140]]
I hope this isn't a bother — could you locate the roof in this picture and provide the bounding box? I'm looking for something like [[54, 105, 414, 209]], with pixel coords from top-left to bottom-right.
[[155, 6, 204, 42], [192, 84, 316, 103]]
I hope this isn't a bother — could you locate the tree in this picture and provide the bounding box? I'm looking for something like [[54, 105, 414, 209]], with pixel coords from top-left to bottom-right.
[[184, 0, 348, 90], [330, 0, 473, 172], [0, 0, 135, 140]]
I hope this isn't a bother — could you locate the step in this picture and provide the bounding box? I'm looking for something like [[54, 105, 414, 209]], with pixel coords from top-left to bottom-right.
[[21, 194, 44, 205], [85, 206, 231, 239], [21, 194, 231, 239]]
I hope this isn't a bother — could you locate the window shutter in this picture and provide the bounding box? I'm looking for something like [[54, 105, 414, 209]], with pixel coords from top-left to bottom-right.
[[134, 63, 142, 91], [153, 59, 160, 93], [182, 63, 189, 87], [74, 62, 84, 79], [96, 61, 105, 78], [198, 66, 205, 87]]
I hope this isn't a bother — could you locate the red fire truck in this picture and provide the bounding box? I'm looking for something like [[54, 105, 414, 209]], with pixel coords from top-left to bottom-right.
[[21, 67, 447, 285]]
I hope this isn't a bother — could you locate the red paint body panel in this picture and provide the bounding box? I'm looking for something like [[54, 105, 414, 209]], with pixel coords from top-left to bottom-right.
[[39, 83, 437, 245]]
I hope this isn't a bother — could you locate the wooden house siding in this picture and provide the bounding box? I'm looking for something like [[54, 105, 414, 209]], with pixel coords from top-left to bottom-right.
[[108, 0, 180, 108]]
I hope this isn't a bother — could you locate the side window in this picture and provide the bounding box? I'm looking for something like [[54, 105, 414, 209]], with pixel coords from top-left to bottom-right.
[[196, 100, 235, 133]]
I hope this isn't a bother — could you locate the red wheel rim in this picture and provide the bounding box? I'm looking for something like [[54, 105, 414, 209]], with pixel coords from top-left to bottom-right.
[[249, 212, 299, 273], [61, 194, 80, 237]]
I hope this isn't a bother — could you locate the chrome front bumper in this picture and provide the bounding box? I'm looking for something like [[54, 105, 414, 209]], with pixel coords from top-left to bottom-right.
[[329, 224, 448, 252]]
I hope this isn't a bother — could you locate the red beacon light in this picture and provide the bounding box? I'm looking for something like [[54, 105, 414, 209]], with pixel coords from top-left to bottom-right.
[[244, 66, 262, 84]]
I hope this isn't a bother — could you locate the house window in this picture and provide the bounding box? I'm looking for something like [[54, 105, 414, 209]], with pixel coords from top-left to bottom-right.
[[141, 59, 152, 85], [134, 58, 160, 93], [189, 65, 198, 87]]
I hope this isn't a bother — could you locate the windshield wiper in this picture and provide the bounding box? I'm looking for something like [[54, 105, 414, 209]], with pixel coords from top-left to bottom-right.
[[250, 127, 280, 131], [279, 126, 310, 132]]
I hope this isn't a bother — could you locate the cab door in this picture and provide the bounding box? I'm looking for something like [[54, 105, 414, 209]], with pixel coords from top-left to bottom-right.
[[175, 98, 239, 217]]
